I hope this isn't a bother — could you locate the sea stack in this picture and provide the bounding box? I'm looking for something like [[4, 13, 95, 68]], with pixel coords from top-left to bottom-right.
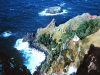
[[46, 6, 63, 14]]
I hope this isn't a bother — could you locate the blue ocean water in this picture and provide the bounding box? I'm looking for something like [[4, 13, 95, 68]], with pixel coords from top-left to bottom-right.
[[0, 0, 100, 74]]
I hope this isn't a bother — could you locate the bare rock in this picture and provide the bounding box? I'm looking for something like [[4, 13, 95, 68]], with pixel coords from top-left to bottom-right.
[[76, 44, 100, 75], [46, 6, 63, 14]]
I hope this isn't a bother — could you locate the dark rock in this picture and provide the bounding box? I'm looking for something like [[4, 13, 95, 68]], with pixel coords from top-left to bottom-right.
[[46, 18, 57, 28], [23, 33, 35, 42], [76, 44, 100, 75], [23, 33, 36, 48], [70, 72, 76, 75]]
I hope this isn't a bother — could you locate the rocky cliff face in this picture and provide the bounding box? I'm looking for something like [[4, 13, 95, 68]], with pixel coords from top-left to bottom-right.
[[35, 13, 100, 75], [76, 28, 100, 75], [77, 44, 100, 75]]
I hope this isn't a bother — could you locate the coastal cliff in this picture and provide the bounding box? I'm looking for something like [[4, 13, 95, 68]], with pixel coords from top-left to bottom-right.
[[76, 44, 100, 75], [35, 13, 100, 75], [22, 13, 100, 75]]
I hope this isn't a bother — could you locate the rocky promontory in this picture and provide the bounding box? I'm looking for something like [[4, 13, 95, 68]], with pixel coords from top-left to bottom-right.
[[35, 13, 100, 75], [23, 13, 100, 75]]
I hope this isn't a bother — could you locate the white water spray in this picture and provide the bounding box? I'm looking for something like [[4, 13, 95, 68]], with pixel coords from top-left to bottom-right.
[[68, 65, 77, 75], [14, 39, 46, 74], [0, 31, 13, 38]]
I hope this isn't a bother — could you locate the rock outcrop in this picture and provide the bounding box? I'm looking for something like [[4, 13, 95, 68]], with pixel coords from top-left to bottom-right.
[[77, 44, 100, 75], [36, 18, 57, 38], [45, 6, 63, 14], [37, 13, 99, 41], [35, 13, 100, 75]]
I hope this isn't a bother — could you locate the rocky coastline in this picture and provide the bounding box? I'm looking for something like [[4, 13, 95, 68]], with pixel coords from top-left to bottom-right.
[[14, 13, 100, 75], [32, 13, 100, 75]]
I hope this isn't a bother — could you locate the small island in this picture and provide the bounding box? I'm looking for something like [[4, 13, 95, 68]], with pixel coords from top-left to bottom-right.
[[39, 6, 67, 16], [45, 6, 63, 14]]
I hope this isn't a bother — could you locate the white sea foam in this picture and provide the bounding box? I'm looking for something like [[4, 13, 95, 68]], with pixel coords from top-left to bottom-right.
[[68, 65, 77, 75], [58, 2, 66, 7], [0, 31, 13, 38], [14, 39, 46, 74], [39, 9, 67, 16], [14, 39, 29, 50]]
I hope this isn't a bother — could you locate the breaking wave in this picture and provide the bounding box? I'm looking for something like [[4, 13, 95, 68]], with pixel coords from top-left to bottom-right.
[[14, 39, 46, 74], [68, 65, 77, 75], [0, 31, 13, 38]]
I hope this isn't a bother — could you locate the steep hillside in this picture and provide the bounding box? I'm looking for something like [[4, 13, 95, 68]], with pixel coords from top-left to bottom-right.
[[35, 13, 100, 75]]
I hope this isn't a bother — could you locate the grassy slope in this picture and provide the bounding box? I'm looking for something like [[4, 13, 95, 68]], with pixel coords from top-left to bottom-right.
[[82, 29, 100, 54]]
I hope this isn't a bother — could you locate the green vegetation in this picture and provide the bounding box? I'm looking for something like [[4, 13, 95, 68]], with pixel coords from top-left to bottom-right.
[[37, 33, 63, 55], [66, 19, 100, 39], [37, 34, 51, 46], [38, 33, 63, 72], [37, 17, 100, 74], [76, 19, 100, 39], [37, 33, 58, 50]]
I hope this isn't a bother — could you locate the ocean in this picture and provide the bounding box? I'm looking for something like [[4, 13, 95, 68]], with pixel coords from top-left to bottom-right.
[[0, 0, 100, 74]]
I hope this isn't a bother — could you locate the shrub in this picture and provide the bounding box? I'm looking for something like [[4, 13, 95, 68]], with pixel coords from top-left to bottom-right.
[[66, 19, 100, 39], [37, 34, 51, 46], [54, 55, 58, 60], [76, 19, 100, 39], [50, 39, 57, 48], [66, 30, 76, 39], [56, 44, 61, 54]]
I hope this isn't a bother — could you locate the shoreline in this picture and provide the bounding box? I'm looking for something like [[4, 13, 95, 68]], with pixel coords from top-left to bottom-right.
[[24, 36, 49, 75], [31, 43, 48, 75], [31, 42, 49, 75], [15, 35, 49, 75]]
